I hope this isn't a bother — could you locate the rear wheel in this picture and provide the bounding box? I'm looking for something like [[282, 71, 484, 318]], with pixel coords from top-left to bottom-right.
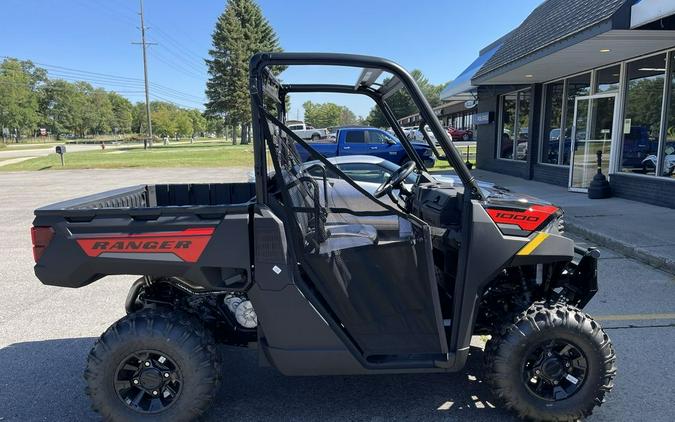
[[485, 302, 616, 421], [311, 133, 321, 141], [84, 309, 221, 422]]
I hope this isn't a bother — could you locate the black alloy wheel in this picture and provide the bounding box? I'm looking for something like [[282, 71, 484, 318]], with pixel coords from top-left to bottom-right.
[[522, 339, 588, 401], [114, 350, 183, 413]]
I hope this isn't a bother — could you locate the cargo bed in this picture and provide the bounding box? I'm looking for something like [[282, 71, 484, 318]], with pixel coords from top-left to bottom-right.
[[32, 183, 256, 290]]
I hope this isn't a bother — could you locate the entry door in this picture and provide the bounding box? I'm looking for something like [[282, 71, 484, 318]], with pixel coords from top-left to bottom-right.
[[569, 94, 618, 191]]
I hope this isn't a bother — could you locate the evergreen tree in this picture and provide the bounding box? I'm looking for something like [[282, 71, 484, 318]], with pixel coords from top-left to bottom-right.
[[205, 0, 282, 144]]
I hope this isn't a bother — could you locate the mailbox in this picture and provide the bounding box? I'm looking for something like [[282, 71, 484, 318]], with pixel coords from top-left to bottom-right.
[[55, 145, 66, 166]]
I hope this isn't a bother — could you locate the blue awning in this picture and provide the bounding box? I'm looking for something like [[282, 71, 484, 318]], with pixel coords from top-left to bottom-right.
[[440, 43, 501, 101]]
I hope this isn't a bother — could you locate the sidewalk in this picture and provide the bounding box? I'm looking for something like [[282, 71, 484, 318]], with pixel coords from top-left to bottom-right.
[[470, 169, 675, 274]]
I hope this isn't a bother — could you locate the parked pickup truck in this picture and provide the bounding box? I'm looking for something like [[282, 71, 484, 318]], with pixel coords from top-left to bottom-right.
[[295, 126, 435, 167], [286, 120, 328, 141]]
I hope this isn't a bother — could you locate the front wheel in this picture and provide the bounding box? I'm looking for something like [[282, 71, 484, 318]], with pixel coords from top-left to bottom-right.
[[84, 309, 221, 422], [485, 302, 616, 421]]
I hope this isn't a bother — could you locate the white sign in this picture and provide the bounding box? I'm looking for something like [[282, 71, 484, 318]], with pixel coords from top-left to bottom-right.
[[623, 118, 632, 134], [464, 100, 477, 109]]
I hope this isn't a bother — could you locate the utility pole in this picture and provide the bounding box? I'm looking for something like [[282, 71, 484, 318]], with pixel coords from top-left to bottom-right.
[[133, 0, 156, 149]]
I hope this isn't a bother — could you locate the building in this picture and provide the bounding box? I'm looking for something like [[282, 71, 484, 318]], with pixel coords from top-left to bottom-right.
[[446, 0, 675, 208], [398, 101, 479, 134]]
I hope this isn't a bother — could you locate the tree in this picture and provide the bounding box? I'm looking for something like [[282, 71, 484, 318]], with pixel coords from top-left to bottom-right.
[[39, 79, 81, 138], [188, 109, 207, 136], [0, 58, 42, 138], [174, 111, 193, 136], [108, 92, 133, 134], [365, 69, 446, 128], [303, 101, 358, 128], [205, 0, 282, 144], [87, 88, 114, 134]]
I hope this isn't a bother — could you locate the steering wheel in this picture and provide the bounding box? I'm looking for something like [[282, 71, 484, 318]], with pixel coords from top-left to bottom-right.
[[374, 160, 417, 198]]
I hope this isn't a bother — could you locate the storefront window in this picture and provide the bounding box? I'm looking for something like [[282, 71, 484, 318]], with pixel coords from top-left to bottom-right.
[[620, 53, 666, 176], [596, 65, 621, 93], [541, 82, 565, 164], [663, 53, 675, 178], [499, 89, 530, 161]]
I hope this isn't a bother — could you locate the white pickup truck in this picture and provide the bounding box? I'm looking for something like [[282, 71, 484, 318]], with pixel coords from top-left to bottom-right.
[[286, 120, 328, 140]]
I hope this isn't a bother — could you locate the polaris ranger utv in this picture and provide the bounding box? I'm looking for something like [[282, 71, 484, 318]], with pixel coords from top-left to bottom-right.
[[31, 53, 615, 421]]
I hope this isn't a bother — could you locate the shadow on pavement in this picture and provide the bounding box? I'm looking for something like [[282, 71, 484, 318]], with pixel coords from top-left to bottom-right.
[[0, 339, 514, 421]]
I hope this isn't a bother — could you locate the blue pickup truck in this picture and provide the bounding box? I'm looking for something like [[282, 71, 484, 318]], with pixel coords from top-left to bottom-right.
[[295, 127, 435, 167]]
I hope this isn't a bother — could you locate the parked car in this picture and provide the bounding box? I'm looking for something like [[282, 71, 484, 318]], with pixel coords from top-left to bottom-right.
[[302, 155, 507, 198], [295, 126, 435, 167], [406, 125, 438, 144], [446, 126, 473, 141], [286, 120, 328, 141]]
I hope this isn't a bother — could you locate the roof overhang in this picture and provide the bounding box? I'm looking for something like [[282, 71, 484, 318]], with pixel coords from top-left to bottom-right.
[[631, 0, 675, 28], [440, 43, 501, 101], [473, 29, 675, 85]]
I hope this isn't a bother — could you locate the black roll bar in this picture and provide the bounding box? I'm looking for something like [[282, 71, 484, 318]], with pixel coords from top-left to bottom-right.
[[249, 52, 483, 201]]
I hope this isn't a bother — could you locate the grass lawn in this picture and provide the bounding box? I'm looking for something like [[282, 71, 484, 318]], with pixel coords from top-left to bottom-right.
[[430, 145, 476, 172], [0, 140, 475, 172], [0, 141, 254, 171]]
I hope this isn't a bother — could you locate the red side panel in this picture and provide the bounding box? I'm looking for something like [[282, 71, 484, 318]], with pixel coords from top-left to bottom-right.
[[75, 228, 215, 263], [486, 205, 559, 231]]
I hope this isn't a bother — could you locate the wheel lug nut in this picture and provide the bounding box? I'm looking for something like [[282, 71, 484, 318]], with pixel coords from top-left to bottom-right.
[[164, 372, 170, 378], [152, 390, 158, 395], [535, 370, 540, 374], [554, 381, 559, 385], [133, 379, 139, 385], [144, 361, 151, 367]]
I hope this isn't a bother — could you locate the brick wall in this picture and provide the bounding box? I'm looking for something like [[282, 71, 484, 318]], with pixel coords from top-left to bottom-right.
[[533, 164, 568, 186], [610, 173, 675, 209]]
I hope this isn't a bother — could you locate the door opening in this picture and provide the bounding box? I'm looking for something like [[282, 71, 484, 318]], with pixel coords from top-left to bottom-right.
[[569, 93, 618, 192]]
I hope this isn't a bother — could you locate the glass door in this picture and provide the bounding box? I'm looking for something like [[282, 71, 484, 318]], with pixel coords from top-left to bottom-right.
[[569, 94, 617, 191]]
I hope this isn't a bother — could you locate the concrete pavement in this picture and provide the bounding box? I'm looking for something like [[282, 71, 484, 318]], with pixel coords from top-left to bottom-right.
[[0, 168, 673, 421], [470, 169, 675, 274]]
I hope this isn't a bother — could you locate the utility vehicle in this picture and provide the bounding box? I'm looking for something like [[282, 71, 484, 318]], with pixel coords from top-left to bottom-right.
[[31, 53, 616, 422]]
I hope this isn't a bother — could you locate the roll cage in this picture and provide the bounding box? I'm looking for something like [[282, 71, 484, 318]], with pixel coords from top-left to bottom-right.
[[248, 52, 483, 204]]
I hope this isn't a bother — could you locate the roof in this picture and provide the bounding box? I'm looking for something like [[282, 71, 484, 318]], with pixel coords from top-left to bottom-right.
[[473, 0, 631, 81], [440, 43, 501, 100]]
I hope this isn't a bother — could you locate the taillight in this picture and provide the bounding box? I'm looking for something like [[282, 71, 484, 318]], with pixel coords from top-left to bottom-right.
[[31, 226, 54, 263]]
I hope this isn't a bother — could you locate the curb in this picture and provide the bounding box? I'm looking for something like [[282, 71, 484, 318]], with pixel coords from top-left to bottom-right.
[[566, 218, 675, 275]]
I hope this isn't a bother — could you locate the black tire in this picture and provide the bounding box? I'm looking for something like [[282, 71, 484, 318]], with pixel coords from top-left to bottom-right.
[[485, 302, 616, 421], [462, 133, 470, 141], [84, 309, 222, 422], [311, 133, 321, 141]]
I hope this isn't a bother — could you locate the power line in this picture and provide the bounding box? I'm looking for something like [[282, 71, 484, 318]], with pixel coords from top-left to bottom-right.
[[151, 93, 202, 110], [151, 51, 205, 80]]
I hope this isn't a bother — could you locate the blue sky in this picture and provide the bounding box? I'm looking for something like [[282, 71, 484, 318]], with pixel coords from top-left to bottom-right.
[[0, 0, 542, 119]]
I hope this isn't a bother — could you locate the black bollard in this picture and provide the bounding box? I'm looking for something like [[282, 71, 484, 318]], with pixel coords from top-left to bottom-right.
[[588, 150, 611, 199]]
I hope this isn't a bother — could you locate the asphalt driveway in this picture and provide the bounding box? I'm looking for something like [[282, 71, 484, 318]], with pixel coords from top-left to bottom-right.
[[0, 168, 673, 421]]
